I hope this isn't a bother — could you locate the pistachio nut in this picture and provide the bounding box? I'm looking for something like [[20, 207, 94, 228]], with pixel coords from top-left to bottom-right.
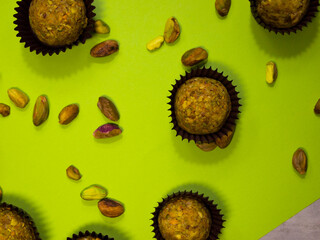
[[94, 20, 110, 34], [97, 97, 120, 121], [164, 17, 180, 43], [59, 104, 79, 125], [146, 36, 164, 51], [216, 127, 235, 149], [314, 99, 320, 114], [181, 47, 208, 67], [292, 148, 307, 175], [215, 0, 231, 17], [81, 185, 107, 200], [196, 142, 217, 152], [33, 95, 49, 126], [93, 123, 122, 139], [66, 165, 82, 180], [98, 198, 124, 218], [266, 61, 278, 84], [0, 103, 10, 117], [90, 40, 119, 57], [7, 88, 29, 108]]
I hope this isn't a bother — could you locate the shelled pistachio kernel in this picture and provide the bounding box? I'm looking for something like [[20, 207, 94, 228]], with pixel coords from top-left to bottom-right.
[[164, 17, 180, 43], [81, 185, 107, 200], [98, 198, 124, 218], [59, 104, 79, 125], [94, 20, 110, 34], [215, 0, 231, 17], [7, 88, 29, 108], [0, 103, 10, 117], [266, 61, 277, 84], [292, 148, 307, 175], [33, 95, 49, 126], [66, 165, 82, 180], [146, 36, 164, 51]]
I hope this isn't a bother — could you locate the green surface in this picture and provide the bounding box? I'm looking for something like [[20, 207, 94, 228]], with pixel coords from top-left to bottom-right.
[[1, 1, 320, 239]]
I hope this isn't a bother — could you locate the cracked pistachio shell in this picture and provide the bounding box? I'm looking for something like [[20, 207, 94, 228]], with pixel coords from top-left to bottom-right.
[[66, 165, 82, 180], [164, 17, 180, 43], [94, 20, 110, 34], [146, 36, 164, 51], [7, 88, 29, 108], [33, 95, 49, 126], [59, 104, 79, 125], [81, 185, 107, 200], [0, 103, 10, 117]]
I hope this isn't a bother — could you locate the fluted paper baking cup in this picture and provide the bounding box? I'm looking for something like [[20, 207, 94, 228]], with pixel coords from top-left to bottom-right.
[[67, 230, 114, 240], [13, 0, 96, 56], [249, 0, 319, 34], [0, 202, 41, 240], [168, 67, 241, 144], [151, 191, 225, 240]]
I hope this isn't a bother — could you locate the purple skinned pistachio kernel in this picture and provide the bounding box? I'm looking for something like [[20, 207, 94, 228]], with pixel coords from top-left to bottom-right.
[[93, 123, 122, 139]]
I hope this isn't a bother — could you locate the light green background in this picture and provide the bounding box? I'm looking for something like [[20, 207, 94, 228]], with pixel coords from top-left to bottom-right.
[[1, 0, 320, 239]]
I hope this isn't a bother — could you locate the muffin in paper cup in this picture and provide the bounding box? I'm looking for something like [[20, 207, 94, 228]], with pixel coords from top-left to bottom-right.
[[249, 0, 319, 34], [13, 0, 96, 56], [151, 191, 225, 240], [168, 67, 240, 148], [0, 202, 41, 240], [67, 230, 114, 240]]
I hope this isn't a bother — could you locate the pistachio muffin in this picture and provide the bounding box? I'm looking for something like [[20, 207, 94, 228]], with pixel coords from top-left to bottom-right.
[[158, 197, 212, 240], [174, 77, 231, 135], [256, 0, 310, 28], [0, 203, 39, 240], [29, 0, 88, 46]]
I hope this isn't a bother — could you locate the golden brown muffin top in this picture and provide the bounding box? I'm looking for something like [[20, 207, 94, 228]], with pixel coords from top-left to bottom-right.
[[158, 197, 211, 240], [174, 77, 231, 135], [257, 0, 310, 28], [29, 0, 88, 46], [0, 207, 37, 240]]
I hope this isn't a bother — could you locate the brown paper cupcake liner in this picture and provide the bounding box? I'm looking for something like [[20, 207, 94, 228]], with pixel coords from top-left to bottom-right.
[[67, 230, 114, 240], [168, 67, 241, 144], [13, 0, 96, 56], [0, 202, 42, 240], [151, 191, 225, 240], [249, 0, 319, 34]]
